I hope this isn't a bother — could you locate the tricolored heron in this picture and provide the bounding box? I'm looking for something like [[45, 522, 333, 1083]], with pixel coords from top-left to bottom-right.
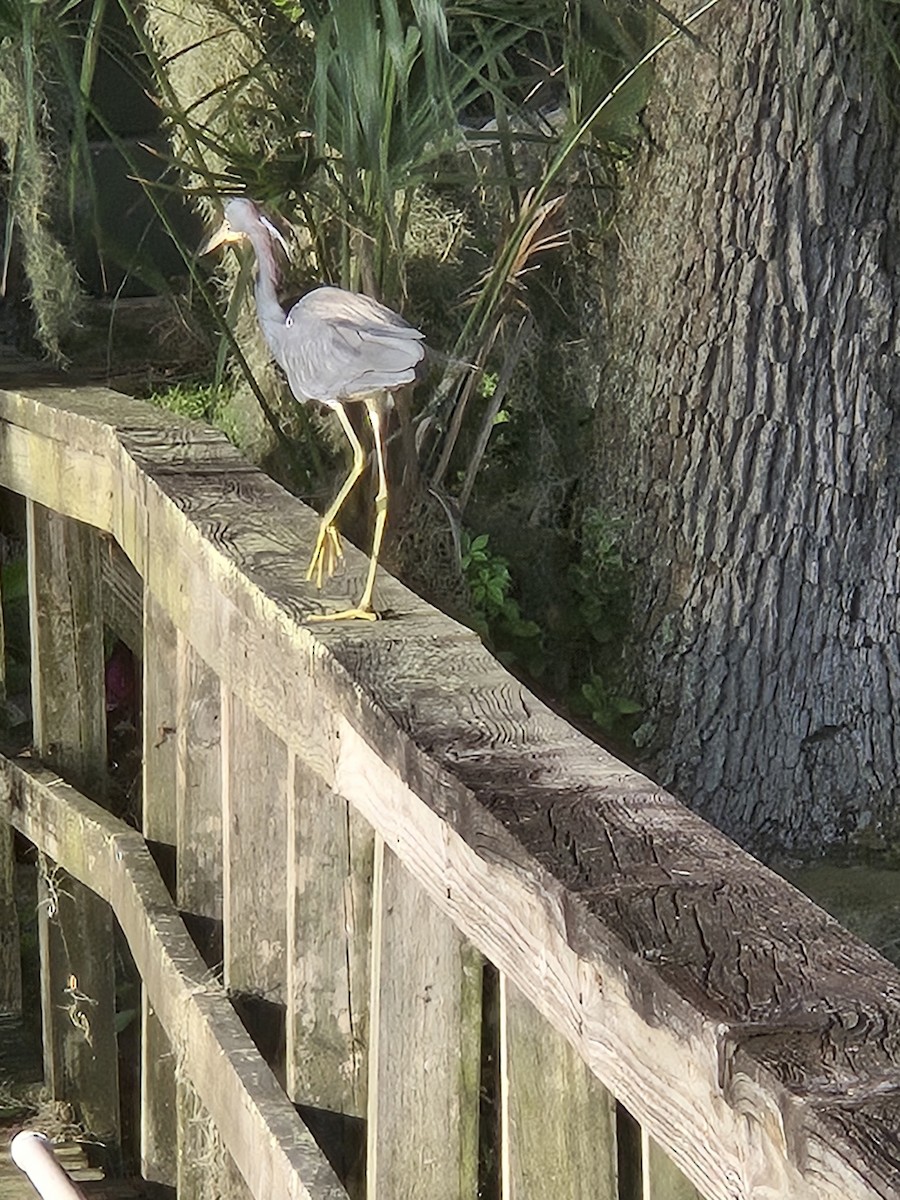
[[202, 197, 426, 620]]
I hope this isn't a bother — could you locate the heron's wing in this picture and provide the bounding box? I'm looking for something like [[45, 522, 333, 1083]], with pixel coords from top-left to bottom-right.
[[278, 286, 425, 402], [291, 286, 424, 336]]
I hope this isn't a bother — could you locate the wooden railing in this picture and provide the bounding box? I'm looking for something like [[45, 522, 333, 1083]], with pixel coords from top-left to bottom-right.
[[1, 381, 899, 1200]]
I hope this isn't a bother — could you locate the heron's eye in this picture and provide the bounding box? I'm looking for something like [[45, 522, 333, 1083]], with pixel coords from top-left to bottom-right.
[[286, 316, 294, 327]]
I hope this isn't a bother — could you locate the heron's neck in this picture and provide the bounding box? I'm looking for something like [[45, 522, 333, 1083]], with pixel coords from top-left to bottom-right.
[[248, 228, 286, 332]]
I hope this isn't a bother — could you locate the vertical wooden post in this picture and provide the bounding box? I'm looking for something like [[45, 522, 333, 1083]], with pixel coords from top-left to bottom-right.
[[221, 690, 288, 1082], [27, 503, 107, 796], [0, 542, 18, 1015], [287, 756, 373, 1195], [140, 592, 178, 1186], [0, 819, 21, 1014], [143, 593, 178, 850], [172, 633, 233, 1200], [0, 547, 22, 1016], [499, 974, 617, 1200], [366, 839, 481, 1200], [175, 634, 222, 925], [642, 1131, 705, 1200], [26, 500, 119, 1147]]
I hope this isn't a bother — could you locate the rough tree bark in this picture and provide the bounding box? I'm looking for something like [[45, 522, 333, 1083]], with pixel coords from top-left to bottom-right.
[[594, 1, 900, 853]]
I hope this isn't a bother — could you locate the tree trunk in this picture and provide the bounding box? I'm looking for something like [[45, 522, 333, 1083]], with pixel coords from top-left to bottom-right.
[[595, 1, 900, 853]]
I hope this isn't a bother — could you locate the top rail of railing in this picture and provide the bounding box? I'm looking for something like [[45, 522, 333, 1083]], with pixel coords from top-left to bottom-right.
[[0, 380, 898, 1200]]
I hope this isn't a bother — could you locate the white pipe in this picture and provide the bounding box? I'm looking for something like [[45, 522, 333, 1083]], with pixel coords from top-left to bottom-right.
[[9, 1133, 87, 1200]]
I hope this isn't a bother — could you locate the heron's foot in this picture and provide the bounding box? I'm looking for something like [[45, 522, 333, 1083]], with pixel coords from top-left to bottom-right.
[[307, 605, 378, 623], [306, 523, 343, 589]]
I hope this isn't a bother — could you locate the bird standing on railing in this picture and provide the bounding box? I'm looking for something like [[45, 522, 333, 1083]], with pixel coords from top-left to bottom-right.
[[201, 197, 426, 621]]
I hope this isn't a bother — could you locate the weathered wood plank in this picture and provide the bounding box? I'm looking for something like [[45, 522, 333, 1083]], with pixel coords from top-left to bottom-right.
[[141, 590, 178, 1187], [0, 819, 21, 1014], [143, 589, 178, 849], [0, 751, 348, 1200], [176, 635, 222, 922], [286, 755, 373, 1117], [332, 720, 900, 1200], [141, 995, 177, 1189], [174, 635, 225, 1193], [26, 501, 106, 799], [499, 974, 617, 1200], [222, 691, 288, 1094], [0, 548, 20, 1016], [100, 535, 142, 656], [26, 501, 119, 1146], [287, 756, 372, 1198], [35, 859, 119, 1144], [366, 838, 481, 1200], [222, 692, 288, 1000], [3, 385, 900, 1199]]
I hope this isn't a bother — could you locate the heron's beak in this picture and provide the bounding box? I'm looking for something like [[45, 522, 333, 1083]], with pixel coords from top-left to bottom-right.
[[199, 220, 246, 256]]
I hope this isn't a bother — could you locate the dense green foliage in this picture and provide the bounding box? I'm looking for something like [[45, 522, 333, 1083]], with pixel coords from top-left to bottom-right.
[[0, 0, 724, 743]]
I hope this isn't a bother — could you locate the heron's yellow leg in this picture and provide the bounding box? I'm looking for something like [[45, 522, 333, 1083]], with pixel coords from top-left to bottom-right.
[[306, 403, 364, 587], [309, 395, 387, 622]]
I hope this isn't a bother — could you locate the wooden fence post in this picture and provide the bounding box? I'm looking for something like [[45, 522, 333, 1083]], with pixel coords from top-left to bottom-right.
[[499, 974, 617, 1200], [26, 500, 120, 1148], [0, 549, 19, 1017], [287, 756, 373, 1196], [141, 591, 178, 1186], [366, 838, 481, 1200], [173, 633, 242, 1200], [222, 690, 288, 1081], [0, 818, 21, 1014], [175, 634, 222, 928]]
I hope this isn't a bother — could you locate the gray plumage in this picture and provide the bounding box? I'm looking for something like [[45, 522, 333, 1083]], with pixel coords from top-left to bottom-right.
[[203, 196, 427, 619], [221, 198, 425, 407]]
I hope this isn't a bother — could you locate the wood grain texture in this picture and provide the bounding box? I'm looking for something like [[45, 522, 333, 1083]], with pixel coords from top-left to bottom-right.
[[141, 589, 178, 1185], [500, 974, 616, 1200], [176, 635, 222, 920], [0, 548, 19, 1015], [100, 534, 142, 655], [26, 502, 119, 1143], [0, 820, 21, 1013], [0, 751, 347, 1200], [0, 384, 899, 1197], [36, 865, 120, 1142], [141, 994, 177, 1188], [143, 589, 178, 846], [222, 691, 288, 1002], [366, 840, 481, 1200], [26, 502, 106, 799], [643, 1131, 704, 1200], [287, 755, 372, 1118]]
